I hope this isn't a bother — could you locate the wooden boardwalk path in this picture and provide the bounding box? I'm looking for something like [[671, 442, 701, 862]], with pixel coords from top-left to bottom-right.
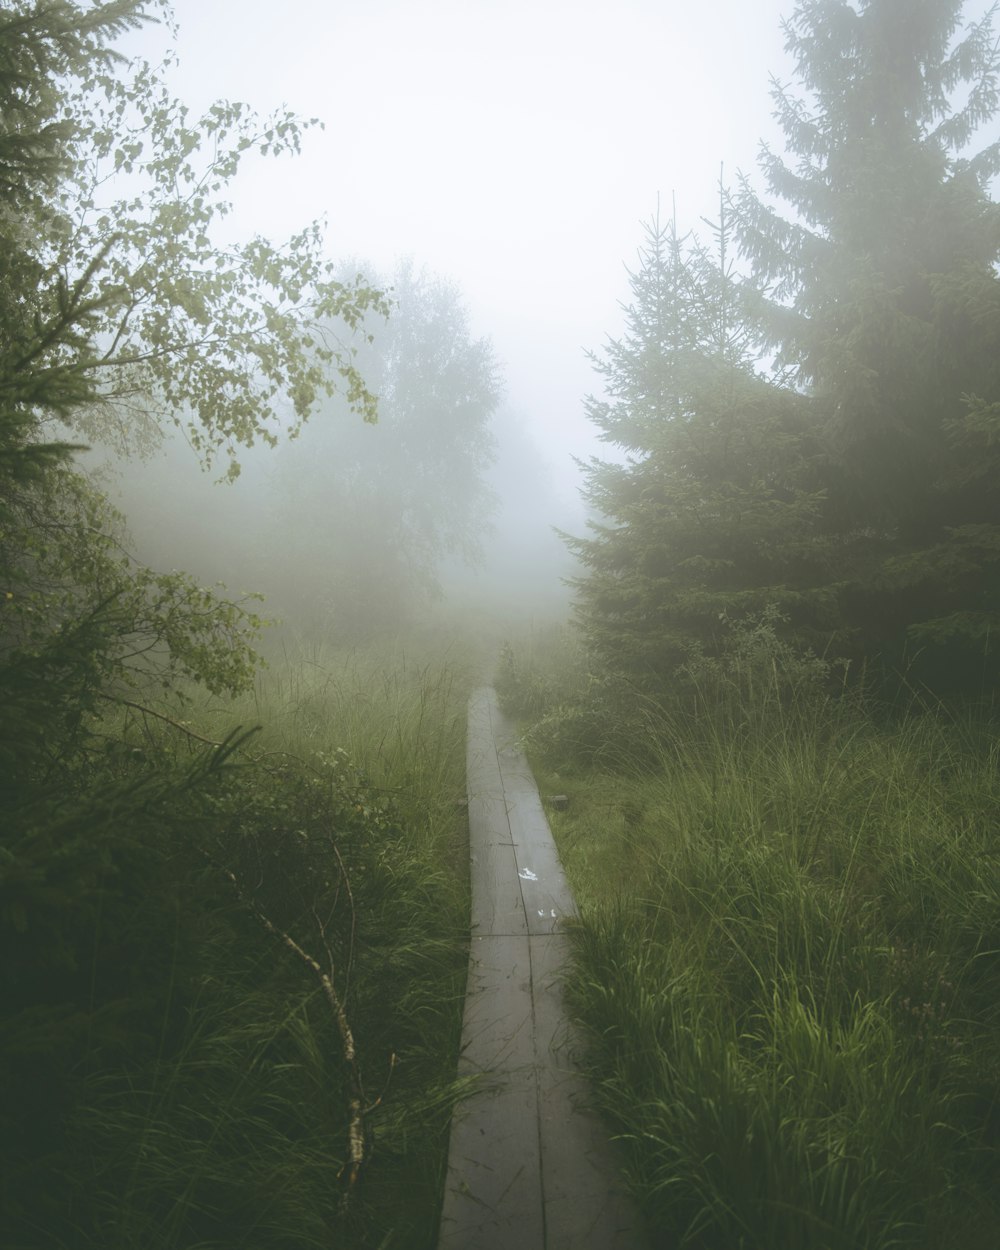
[[437, 687, 646, 1250]]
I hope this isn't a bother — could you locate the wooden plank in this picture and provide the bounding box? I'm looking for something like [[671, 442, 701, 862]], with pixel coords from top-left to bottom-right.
[[493, 704, 578, 937], [506, 801, 578, 937], [531, 933, 643, 1250], [437, 934, 543, 1250], [466, 687, 503, 780], [438, 687, 647, 1250], [470, 835, 529, 937]]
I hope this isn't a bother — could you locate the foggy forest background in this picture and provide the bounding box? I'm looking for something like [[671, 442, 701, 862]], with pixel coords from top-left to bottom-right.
[[3, 1, 1000, 1248]]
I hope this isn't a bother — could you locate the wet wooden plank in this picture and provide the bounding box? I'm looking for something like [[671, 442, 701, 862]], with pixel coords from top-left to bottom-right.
[[470, 837, 529, 937], [507, 814, 577, 937], [531, 934, 642, 1250], [437, 933, 543, 1249], [438, 687, 647, 1250], [469, 808, 529, 936]]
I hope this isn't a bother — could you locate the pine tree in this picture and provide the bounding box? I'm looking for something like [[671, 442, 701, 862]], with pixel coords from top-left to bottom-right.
[[735, 0, 1000, 687], [568, 194, 831, 688]]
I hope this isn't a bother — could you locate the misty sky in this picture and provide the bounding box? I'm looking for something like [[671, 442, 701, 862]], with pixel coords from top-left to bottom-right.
[[126, 1, 995, 502], [122, 1, 801, 497]]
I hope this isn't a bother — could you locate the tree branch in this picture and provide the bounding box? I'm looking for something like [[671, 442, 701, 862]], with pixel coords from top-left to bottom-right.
[[208, 856, 368, 1202], [96, 692, 225, 746]]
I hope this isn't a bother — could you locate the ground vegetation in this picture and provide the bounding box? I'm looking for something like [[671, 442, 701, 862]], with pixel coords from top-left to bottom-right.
[[1, 5, 467, 1246], [499, 3, 1000, 1244]]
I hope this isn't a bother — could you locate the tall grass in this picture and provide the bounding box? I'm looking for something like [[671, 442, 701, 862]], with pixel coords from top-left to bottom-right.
[[12, 638, 473, 1250], [508, 625, 1000, 1248], [243, 638, 469, 830]]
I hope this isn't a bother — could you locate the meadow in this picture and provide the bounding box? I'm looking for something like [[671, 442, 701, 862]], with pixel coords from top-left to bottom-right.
[[497, 623, 1000, 1249], [13, 609, 1000, 1249], [5, 636, 474, 1250]]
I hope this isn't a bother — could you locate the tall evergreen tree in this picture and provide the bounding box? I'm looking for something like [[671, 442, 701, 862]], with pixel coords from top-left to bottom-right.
[[736, 0, 1000, 686], [568, 195, 831, 687]]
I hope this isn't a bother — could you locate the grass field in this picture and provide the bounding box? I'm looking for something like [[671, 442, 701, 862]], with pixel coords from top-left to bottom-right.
[[499, 626, 1000, 1249], [5, 636, 474, 1250]]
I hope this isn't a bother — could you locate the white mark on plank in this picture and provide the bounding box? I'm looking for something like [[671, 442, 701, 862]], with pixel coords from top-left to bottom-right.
[[519, 868, 538, 881]]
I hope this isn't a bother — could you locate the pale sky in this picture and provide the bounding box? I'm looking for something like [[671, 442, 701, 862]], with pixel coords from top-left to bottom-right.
[[121, 0, 808, 501]]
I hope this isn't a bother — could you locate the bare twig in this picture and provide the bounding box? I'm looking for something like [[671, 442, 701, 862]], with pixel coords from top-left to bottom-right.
[[331, 841, 357, 1001], [209, 856, 368, 1201], [97, 692, 226, 747]]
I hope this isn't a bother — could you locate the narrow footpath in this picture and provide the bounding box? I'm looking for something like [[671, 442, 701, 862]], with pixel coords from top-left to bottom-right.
[[437, 687, 646, 1250]]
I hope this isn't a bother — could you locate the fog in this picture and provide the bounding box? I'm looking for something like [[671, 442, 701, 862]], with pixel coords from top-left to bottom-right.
[[97, 1, 813, 638], [123, 1, 797, 490], [106, 397, 578, 647], [105, 0, 995, 642], [103, 256, 576, 643]]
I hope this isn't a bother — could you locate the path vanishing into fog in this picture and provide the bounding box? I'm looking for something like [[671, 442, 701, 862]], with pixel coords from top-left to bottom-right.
[[437, 687, 646, 1250]]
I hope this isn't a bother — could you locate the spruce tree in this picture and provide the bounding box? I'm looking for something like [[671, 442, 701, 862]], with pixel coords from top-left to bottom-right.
[[735, 0, 1000, 688], [568, 195, 831, 688]]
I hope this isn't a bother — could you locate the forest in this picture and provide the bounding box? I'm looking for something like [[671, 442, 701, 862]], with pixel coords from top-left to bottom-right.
[[2, 1, 1000, 1248]]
